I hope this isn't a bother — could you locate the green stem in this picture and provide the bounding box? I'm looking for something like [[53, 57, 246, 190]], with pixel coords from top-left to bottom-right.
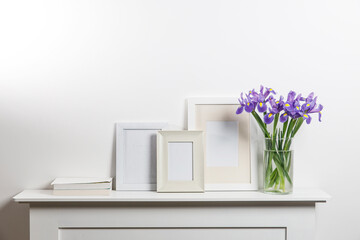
[[268, 170, 278, 188], [272, 155, 285, 191], [286, 151, 292, 171], [252, 111, 270, 138], [283, 118, 297, 151], [265, 151, 273, 188], [272, 153, 293, 185], [280, 174, 285, 191]]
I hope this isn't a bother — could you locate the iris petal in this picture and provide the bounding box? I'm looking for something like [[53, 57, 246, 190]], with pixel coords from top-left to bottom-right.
[[280, 112, 289, 123], [257, 102, 267, 112], [306, 117, 312, 124], [245, 102, 254, 112], [236, 106, 244, 114], [264, 113, 275, 124], [307, 92, 314, 100], [303, 114, 312, 124], [284, 102, 293, 111], [287, 91, 296, 102]]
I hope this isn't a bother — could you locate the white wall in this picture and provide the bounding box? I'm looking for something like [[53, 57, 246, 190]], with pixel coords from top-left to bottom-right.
[[0, 0, 359, 239]]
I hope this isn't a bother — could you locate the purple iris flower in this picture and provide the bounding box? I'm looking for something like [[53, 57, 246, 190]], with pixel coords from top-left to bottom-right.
[[302, 99, 317, 112], [237, 86, 278, 121], [284, 101, 301, 118], [305, 104, 323, 123], [248, 88, 260, 103], [285, 91, 300, 109], [255, 93, 267, 113], [263, 96, 285, 124], [301, 93, 317, 112], [275, 95, 290, 123], [283, 91, 304, 120], [259, 85, 276, 99], [250, 85, 277, 113], [236, 93, 246, 114], [269, 96, 284, 112], [237, 93, 256, 113], [264, 87, 276, 97], [237, 87, 323, 132], [299, 92, 323, 124]]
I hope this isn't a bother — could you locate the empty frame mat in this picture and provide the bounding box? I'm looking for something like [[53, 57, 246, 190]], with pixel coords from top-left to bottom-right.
[[195, 104, 251, 187], [123, 129, 157, 184], [168, 142, 194, 181], [116, 123, 167, 190]]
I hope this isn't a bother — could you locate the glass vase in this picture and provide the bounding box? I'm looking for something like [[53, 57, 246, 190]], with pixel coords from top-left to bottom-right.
[[263, 138, 294, 194]]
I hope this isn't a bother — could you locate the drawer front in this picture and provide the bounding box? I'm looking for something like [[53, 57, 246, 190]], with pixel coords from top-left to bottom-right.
[[59, 228, 286, 240]]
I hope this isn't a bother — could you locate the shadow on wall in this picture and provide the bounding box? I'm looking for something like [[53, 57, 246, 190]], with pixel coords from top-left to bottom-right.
[[111, 124, 116, 189], [184, 100, 188, 130], [0, 199, 29, 240]]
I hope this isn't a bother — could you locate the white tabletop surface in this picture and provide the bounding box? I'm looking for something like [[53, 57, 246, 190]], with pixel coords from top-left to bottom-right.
[[13, 189, 330, 203]]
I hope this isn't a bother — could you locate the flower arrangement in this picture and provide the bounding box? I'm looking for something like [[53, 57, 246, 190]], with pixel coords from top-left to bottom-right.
[[236, 86, 323, 193]]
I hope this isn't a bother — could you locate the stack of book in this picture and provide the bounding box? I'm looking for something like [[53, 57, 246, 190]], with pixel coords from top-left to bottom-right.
[[51, 177, 112, 196]]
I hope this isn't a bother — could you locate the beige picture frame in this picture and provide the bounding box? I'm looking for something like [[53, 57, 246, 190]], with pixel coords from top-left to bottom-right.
[[188, 97, 258, 191], [157, 131, 204, 193]]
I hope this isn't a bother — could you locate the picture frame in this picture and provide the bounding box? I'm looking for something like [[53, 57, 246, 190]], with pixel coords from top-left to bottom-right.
[[188, 97, 258, 191], [157, 131, 204, 193], [116, 122, 167, 191]]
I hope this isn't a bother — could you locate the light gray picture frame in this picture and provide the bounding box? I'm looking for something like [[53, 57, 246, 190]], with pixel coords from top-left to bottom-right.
[[116, 122, 167, 191]]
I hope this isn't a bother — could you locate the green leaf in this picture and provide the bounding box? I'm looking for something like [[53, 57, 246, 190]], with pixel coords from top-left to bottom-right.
[[282, 119, 288, 138], [278, 131, 283, 150], [272, 129, 277, 150], [285, 118, 296, 140], [273, 113, 279, 135], [291, 117, 304, 137], [251, 111, 270, 138]]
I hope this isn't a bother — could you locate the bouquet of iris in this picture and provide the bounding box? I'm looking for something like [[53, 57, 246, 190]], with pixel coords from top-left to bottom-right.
[[236, 86, 323, 194]]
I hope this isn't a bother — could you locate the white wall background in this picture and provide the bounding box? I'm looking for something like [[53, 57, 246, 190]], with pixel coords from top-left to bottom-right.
[[0, 0, 359, 239]]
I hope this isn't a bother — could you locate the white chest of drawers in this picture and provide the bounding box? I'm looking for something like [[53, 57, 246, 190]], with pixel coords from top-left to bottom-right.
[[14, 189, 329, 240]]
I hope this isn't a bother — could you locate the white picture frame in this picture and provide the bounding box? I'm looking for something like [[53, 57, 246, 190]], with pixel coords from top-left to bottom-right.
[[157, 131, 204, 193], [116, 122, 167, 191], [188, 97, 258, 191]]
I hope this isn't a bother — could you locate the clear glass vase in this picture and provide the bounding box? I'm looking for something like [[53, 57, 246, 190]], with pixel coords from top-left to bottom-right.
[[263, 138, 294, 194]]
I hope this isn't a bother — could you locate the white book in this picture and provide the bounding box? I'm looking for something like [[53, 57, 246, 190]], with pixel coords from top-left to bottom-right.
[[51, 178, 112, 190]]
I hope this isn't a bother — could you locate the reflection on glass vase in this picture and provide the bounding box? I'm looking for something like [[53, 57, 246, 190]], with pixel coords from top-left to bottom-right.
[[263, 138, 294, 194]]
